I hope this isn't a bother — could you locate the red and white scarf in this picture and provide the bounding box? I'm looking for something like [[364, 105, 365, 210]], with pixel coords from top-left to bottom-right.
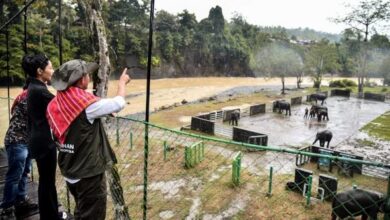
[[46, 87, 99, 144]]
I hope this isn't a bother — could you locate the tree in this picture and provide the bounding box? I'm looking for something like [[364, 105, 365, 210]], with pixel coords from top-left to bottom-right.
[[77, 0, 111, 97], [334, 0, 390, 42], [304, 39, 340, 89], [253, 43, 303, 94], [77, 1, 130, 219], [334, 0, 390, 93], [379, 55, 390, 85], [370, 33, 390, 49]]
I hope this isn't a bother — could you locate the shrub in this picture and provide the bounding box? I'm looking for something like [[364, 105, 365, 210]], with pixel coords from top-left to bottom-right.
[[329, 80, 345, 87], [329, 79, 357, 88], [342, 79, 357, 87], [381, 87, 387, 92]]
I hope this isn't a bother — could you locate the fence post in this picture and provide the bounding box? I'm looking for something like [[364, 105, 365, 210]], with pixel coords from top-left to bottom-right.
[[116, 118, 119, 146], [385, 176, 390, 220], [163, 141, 167, 161], [129, 132, 133, 150], [232, 152, 242, 186], [306, 175, 312, 207], [196, 143, 202, 163], [185, 146, 190, 168], [267, 166, 273, 196], [203, 142, 205, 160]]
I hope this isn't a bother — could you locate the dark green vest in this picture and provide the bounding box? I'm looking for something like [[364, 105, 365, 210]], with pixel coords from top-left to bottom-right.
[[58, 111, 117, 179]]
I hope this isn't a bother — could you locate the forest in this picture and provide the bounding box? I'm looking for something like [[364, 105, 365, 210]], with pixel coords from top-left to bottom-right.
[[1, 0, 390, 91]]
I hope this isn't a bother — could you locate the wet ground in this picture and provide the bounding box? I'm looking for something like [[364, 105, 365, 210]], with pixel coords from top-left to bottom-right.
[[238, 96, 390, 149]]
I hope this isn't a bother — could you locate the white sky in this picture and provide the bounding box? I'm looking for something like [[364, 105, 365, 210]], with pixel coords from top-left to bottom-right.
[[155, 0, 358, 34]]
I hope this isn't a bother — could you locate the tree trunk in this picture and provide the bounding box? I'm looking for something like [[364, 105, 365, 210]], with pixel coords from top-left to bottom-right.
[[281, 77, 285, 94], [364, 24, 369, 42], [78, 0, 110, 97], [77, 1, 130, 219], [296, 73, 303, 89]]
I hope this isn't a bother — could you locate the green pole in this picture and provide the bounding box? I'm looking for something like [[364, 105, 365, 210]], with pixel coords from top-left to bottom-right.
[[189, 146, 193, 167], [232, 159, 237, 186], [197, 143, 200, 163], [185, 147, 189, 168], [267, 166, 273, 196], [201, 142, 204, 161], [237, 154, 241, 185], [163, 141, 167, 161], [306, 175, 312, 207], [129, 132, 133, 150], [385, 176, 390, 220], [116, 118, 119, 146]]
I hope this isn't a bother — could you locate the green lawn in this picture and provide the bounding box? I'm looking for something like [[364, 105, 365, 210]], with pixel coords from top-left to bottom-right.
[[361, 111, 390, 141]]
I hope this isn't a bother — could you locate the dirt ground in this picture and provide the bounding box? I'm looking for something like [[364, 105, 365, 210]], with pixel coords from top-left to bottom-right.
[[0, 76, 383, 142], [1, 76, 378, 115]]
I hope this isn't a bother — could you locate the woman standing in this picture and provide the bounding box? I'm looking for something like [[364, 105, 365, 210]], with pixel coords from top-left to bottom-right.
[[24, 54, 64, 220], [0, 75, 38, 218]]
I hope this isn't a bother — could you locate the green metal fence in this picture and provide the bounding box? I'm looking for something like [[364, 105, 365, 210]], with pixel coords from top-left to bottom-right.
[[97, 116, 389, 219]]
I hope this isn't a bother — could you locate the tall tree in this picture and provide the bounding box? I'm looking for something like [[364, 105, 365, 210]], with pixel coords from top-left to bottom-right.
[[334, 0, 390, 42], [253, 43, 303, 94], [334, 0, 390, 93], [77, 1, 130, 219], [379, 55, 390, 85], [77, 0, 110, 97], [304, 39, 340, 89]]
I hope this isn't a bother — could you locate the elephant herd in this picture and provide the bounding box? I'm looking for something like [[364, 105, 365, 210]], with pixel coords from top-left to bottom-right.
[[273, 93, 333, 148]]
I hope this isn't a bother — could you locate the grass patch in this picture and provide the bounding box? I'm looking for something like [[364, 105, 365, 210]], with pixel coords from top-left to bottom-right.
[[355, 138, 377, 148], [360, 111, 390, 141]]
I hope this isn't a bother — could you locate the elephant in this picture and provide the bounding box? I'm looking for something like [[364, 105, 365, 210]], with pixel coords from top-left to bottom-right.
[[313, 130, 332, 148], [229, 110, 240, 126], [317, 108, 329, 122], [310, 104, 329, 121], [310, 93, 327, 105], [273, 100, 291, 116], [331, 189, 388, 220]]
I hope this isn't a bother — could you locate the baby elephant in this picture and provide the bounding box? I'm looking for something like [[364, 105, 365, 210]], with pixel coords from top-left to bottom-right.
[[313, 130, 332, 148], [332, 189, 388, 220]]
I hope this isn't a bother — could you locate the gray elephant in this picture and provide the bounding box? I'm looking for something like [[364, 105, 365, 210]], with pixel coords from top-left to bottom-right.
[[229, 110, 240, 126], [310, 104, 329, 121], [310, 93, 327, 105], [317, 108, 329, 122], [313, 130, 332, 148], [332, 189, 388, 220], [273, 100, 291, 116]]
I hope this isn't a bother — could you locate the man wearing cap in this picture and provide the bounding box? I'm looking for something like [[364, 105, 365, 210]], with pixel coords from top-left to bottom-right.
[[46, 60, 130, 219]]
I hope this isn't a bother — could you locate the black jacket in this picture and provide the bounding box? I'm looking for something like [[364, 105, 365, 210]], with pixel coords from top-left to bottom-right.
[[27, 78, 55, 159]]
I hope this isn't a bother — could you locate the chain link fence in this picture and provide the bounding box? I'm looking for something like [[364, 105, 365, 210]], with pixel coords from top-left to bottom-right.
[[98, 116, 389, 219]]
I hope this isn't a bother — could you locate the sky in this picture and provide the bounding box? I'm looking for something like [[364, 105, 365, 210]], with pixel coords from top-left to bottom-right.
[[155, 0, 358, 34]]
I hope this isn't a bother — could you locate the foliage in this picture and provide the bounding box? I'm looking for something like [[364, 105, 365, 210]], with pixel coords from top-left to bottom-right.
[[252, 43, 303, 93], [333, 0, 390, 41], [304, 39, 340, 88], [1, 1, 390, 86], [329, 79, 357, 87], [379, 55, 390, 85]]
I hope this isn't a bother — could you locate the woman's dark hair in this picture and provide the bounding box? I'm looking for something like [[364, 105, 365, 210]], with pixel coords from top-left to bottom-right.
[[21, 54, 49, 78]]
